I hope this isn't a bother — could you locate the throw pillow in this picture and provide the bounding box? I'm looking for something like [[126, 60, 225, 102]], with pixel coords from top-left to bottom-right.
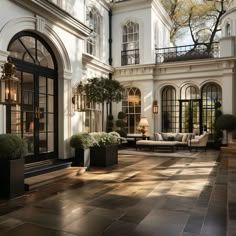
[[155, 133, 163, 141], [161, 133, 168, 141], [175, 133, 183, 142], [182, 133, 188, 142]]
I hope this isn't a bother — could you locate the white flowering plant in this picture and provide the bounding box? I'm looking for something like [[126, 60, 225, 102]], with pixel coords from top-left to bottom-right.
[[90, 131, 121, 147]]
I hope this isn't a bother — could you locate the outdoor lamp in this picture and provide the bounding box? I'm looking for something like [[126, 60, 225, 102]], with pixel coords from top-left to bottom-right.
[[138, 117, 149, 136], [153, 100, 158, 114], [0, 58, 20, 105], [72, 82, 87, 112]]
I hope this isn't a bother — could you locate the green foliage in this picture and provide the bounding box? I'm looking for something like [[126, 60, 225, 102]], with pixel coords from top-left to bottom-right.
[[90, 132, 121, 147], [161, 0, 227, 46], [118, 111, 126, 119], [216, 114, 236, 132], [0, 134, 27, 160], [115, 129, 127, 138], [108, 114, 114, 120], [84, 77, 124, 105], [70, 133, 94, 149], [116, 119, 126, 128]]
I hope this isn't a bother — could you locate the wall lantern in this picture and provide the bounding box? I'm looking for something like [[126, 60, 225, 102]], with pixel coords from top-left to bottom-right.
[[0, 58, 20, 105], [153, 100, 158, 114], [72, 82, 87, 112]]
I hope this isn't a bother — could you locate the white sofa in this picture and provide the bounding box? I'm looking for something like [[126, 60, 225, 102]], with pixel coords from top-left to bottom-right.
[[188, 132, 209, 151], [136, 132, 194, 151]]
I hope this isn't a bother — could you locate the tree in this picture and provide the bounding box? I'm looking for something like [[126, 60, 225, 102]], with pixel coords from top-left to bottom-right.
[[161, 0, 227, 48], [84, 77, 124, 131]]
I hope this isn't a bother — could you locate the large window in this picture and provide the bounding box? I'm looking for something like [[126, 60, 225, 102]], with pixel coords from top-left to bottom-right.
[[201, 83, 222, 135], [86, 7, 101, 58], [121, 21, 139, 65], [122, 87, 141, 133], [162, 86, 178, 132]]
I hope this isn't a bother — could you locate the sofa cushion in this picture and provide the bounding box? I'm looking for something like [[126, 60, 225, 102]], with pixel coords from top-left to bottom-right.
[[161, 133, 168, 141], [175, 133, 183, 142], [154, 133, 163, 141], [182, 133, 188, 142]]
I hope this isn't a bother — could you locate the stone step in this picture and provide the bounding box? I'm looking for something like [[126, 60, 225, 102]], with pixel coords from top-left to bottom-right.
[[24, 159, 73, 178], [24, 166, 86, 191]]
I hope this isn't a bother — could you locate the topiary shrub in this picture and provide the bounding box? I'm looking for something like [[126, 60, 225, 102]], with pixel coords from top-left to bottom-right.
[[115, 111, 127, 137], [216, 114, 236, 144], [107, 114, 114, 132], [0, 134, 27, 160]]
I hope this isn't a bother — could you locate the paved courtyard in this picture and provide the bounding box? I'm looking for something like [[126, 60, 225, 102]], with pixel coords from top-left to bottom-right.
[[0, 149, 227, 236]]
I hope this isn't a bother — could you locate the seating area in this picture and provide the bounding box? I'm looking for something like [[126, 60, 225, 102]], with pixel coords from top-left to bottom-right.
[[135, 132, 209, 152]]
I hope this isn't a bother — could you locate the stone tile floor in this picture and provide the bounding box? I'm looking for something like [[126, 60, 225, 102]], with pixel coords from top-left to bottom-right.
[[0, 149, 227, 236]]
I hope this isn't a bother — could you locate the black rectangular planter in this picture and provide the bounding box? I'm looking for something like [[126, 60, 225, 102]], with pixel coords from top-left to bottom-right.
[[90, 144, 118, 167], [0, 158, 24, 199]]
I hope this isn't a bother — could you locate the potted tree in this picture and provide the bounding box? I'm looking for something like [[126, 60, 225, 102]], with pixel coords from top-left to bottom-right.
[[216, 114, 236, 145], [0, 134, 27, 199], [84, 77, 124, 131], [89, 131, 121, 167], [70, 133, 95, 168]]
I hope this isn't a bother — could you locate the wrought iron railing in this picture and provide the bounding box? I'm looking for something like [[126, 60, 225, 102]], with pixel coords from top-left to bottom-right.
[[155, 42, 219, 64], [121, 49, 140, 66]]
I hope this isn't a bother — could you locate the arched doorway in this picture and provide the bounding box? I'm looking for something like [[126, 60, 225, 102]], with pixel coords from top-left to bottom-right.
[[7, 31, 58, 164], [180, 84, 201, 134]]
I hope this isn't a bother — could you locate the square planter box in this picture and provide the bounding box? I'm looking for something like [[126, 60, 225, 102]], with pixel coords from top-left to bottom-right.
[[90, 144, 118, 167], [0, 158, 25, 199], [74, 148, 90, 167]]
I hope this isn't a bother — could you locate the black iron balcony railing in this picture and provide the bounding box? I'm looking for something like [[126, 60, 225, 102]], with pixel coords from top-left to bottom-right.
[[121, 49, 140, 66], [155, 42, 219, 64]]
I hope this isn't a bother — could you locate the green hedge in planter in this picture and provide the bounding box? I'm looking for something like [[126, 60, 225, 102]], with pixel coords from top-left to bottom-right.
[[0, 134, 26, 199]]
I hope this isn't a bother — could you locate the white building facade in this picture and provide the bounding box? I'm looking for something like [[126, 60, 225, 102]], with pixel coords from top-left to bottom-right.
[[0, 0, 235, 164]]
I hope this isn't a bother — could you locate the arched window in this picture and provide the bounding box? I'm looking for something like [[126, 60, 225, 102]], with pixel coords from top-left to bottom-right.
[[122, 87, 141, 133], [162, 86, 178, 132], [201, 83, 222, 135], [121, 21, 139, 65], [86, 7, 101, 58], [180, 84, 200, 100]]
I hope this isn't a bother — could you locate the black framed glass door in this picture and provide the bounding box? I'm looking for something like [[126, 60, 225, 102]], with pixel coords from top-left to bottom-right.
[[179, 99, 202, 134], [6, 31, 58, 164], [6, 68, 58, 164]]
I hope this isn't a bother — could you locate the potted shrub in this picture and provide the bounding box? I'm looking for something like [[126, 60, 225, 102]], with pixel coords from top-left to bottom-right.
[[216, 114, 236, 145], [70, 133, 95, 168], [0, 133, 27, 199], [115, 111, 127, 137], [89, 131, 121, 167]]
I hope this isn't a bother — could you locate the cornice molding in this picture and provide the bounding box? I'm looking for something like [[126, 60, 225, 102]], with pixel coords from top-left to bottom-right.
[[82, 53, 113, 74], [113, 64, 155, 78], [11, 0, 92, 39]]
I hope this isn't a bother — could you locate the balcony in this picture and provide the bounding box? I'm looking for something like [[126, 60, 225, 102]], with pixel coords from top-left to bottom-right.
[[155, 42, 219, 64], [121, 49, 140, 66]]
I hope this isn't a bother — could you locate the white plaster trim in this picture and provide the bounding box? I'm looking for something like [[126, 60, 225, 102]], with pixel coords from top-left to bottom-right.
[[11, 0, 91, 39], [0, 17, 36, 50], [82, 53, 113, 74], [0, 16, 72, 75]]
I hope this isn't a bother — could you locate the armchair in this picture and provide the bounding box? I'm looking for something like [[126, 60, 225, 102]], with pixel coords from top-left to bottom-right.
[[188, 132, 209, 151]]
